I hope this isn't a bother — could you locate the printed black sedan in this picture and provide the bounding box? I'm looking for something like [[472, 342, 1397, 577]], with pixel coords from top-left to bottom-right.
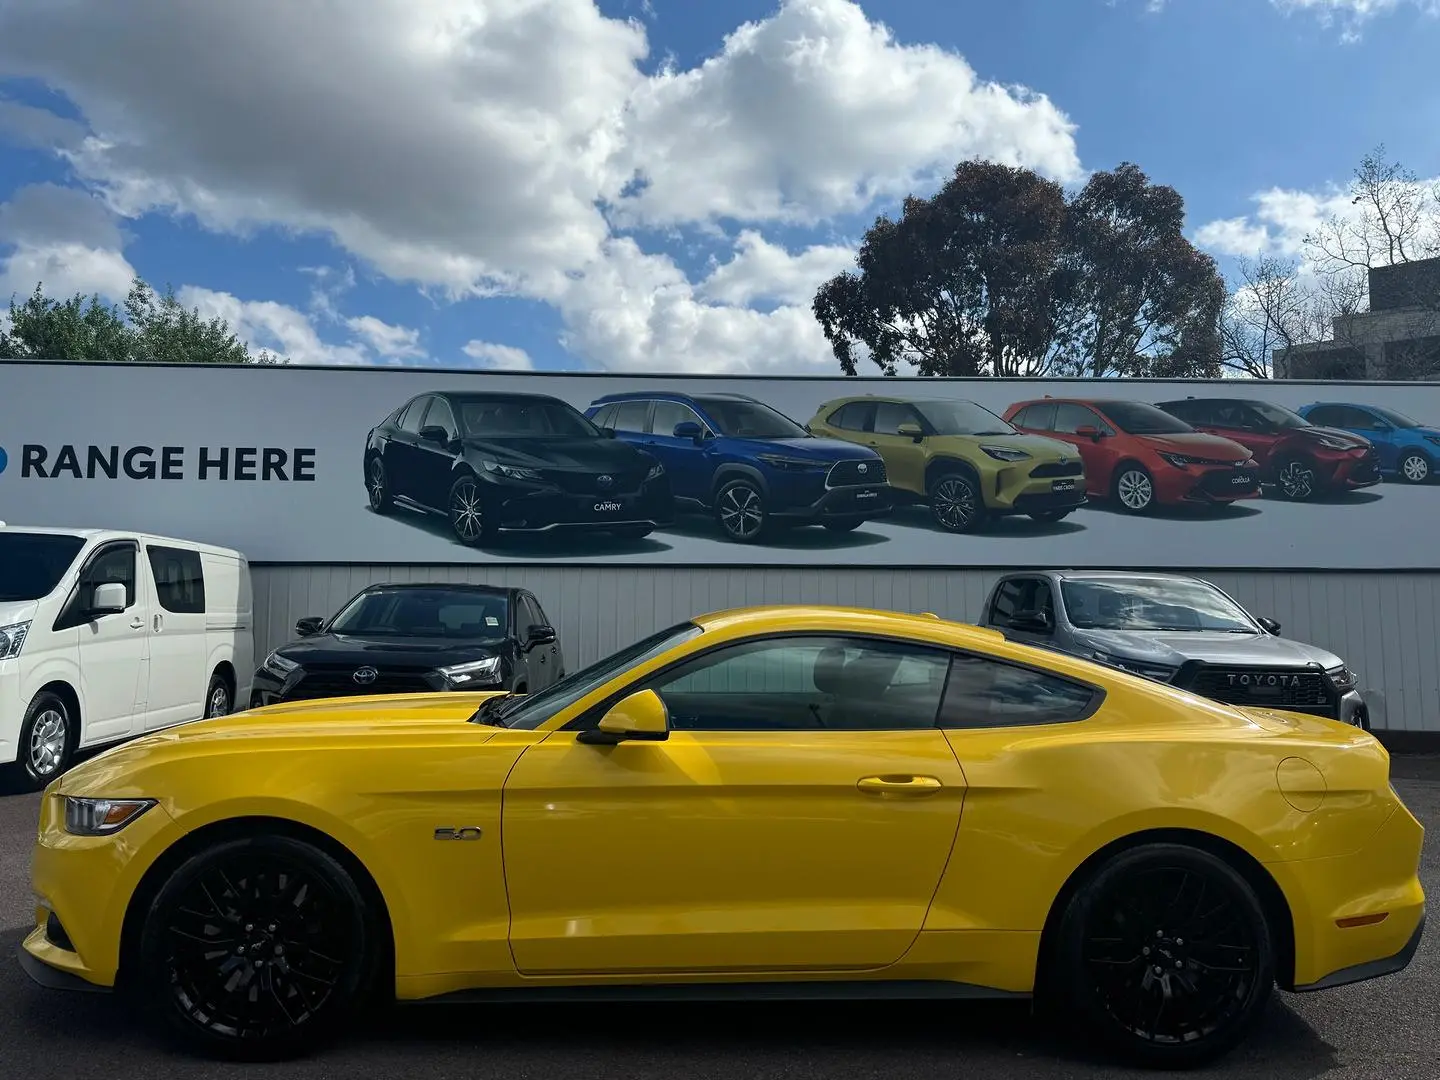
[[248, 582, 564, 707], [364, 390, 674, 546]]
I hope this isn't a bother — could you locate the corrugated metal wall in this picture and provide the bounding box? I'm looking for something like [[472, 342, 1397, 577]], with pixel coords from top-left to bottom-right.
[[249, 564, 1440, 733]]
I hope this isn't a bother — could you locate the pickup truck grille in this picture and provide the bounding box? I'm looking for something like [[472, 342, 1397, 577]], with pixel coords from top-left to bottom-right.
[[1177, 666, 1335, 716]]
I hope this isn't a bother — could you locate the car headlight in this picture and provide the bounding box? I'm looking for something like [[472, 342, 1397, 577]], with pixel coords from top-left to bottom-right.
[[481, 459, 544, 482], [437, 656, 502, 685], [263, 651, 299, 677], [1326, 663, 1358, 691], [646, 462, 665, 480], [1425, 435, 1440, 448], [0, 620, 32, 660], [64, 797, 156, 836], [1316, 436, 1353, 450], [756, 454, 825, 471], [1090, 651, 1176, 682], [1157, 452, 1196, 468], [981, 445, 1031, 462]]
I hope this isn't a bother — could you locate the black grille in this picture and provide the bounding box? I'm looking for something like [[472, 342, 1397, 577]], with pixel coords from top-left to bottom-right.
[[288, 667, 435, 700], [828, 459, 887, 486], [546, 469, 646, 495], [45, 911, 75, 952], [1030, 459, 1083, 478], [1178, 666, 1335, 716]]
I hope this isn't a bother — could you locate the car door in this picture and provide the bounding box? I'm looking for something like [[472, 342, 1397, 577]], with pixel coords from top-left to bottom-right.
[[383, 395, 433, 505], [141, 542, 209, 729], [414, 395, 462, 509], [55, 540, 149, 744], [866, 401, 930, 492], [514, 593, 557, 690], [985, 576, 1056, 644], [500, 633, 966, 975], [524, 592, 562, 685], [644, 398, 712, 503], [1346, 406, 1400, 469], [1050, 403, 1117, 494], [1211, 402, 1274, 464]]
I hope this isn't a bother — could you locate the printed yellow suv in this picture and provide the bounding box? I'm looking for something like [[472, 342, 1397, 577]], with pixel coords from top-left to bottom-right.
[[808, 396, 1088, 532]]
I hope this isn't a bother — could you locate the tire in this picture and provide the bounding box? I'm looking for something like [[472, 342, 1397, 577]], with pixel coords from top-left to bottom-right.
[[928, 471, 986, 533], [204, 672, 233, 719], [365, 456, 393, 514], [1052, 842, 1275, 1070], [714, 478, 769, 542], [1398, 450, 1432, 484], [609, 525, 654, 540], [9, 690, 75, 791], [822, 518, 864, 533], [1112, 464, 1156, 514], [135, 833, 378, 1061], [1274, 456, 1317, 500], [1029, 509, 1072, 523], [447, 473, 493, 546]]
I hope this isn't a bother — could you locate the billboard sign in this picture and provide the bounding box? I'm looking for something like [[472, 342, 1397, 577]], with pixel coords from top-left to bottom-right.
[[1, 360, 1437, 569]]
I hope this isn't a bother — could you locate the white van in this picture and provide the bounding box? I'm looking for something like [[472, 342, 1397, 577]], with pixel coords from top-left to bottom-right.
[[0, 525, 254, 791]]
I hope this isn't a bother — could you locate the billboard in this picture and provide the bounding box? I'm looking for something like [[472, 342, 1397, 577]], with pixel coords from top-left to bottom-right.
[[1, 359, 1437, 569]]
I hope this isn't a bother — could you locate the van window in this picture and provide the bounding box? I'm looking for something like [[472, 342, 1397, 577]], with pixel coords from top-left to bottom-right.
[[147, 546, 207, 614], [0, 532, 86, 601], [56, 541, 139, 629]]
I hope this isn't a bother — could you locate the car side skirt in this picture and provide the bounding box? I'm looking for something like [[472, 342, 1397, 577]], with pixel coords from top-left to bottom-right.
[[402, 979, 1030, 1006]]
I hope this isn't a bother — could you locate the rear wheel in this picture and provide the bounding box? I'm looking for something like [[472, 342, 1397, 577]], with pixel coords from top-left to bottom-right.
[[365, 456, 392, 514], [1053, 842, 1274, 1069], [204, 672, 232, 719], [136, 833, 377, 1061], [929, 472, 985, 533]]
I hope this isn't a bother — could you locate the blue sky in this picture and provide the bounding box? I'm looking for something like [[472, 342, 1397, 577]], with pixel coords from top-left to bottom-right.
[[1, 0, 1437, 375]]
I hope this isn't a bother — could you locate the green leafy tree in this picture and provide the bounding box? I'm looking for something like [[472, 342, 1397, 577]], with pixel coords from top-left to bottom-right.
[[814, 160, 1225, 379], [1, 276, 278, 364]]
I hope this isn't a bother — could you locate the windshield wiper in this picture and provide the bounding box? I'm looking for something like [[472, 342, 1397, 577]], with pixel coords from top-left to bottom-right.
[[468, 693, 514, 726]]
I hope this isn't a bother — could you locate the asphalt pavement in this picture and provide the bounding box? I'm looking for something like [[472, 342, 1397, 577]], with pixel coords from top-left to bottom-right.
[[3, 758, 1439, 1080]]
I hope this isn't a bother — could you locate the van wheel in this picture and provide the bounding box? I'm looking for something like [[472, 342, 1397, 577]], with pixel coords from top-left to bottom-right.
[[205, 673, 233, 719], [13, 691, 75, 791]]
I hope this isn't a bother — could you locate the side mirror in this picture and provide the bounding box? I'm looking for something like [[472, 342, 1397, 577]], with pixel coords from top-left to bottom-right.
[[600, 426, 617, 439], [90, 582, 127, 616], [295, 616, 324, 636], [418, 425, 451, 445], [1075, 425, 1104, 441], [1007, 610, 1053, 634], [673, 420, 703, 442], [896, 421, 924, 442], [1257, 617, 1281, 635], [527, 624, 557, 647], [578, 689, 670, 745]]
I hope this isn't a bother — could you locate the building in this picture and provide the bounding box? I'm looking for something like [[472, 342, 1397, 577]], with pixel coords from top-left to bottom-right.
[[1276, 257, 1440, 380]]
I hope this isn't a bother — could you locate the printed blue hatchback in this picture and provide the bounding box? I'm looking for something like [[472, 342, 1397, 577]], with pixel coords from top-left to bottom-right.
[[585, 391, 893, 542], [1296, 402, 1440, 484]]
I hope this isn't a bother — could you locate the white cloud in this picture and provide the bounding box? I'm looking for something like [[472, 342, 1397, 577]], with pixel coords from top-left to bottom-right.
[[0, 183, 135, 301], [0, 242, 136, 304], [0, 0, 1084, 373], [463, 340, 535, 370], [346, 314, 426, 361], [178, 286, 370, 366]]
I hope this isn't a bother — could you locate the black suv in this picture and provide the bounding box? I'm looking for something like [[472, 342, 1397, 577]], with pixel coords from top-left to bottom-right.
[[249, 583, 563, 708], [364, 390, 674, 546]]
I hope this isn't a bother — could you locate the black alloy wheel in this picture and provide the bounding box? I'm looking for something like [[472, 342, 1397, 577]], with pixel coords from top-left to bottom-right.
[[1054, 842, 1274, 1069], [448, 474, 492, 546], [715, 478, 768, 542], [137, 834, 377, 1061], [366, 457, 393, 514], [929, 472, 985, 533]]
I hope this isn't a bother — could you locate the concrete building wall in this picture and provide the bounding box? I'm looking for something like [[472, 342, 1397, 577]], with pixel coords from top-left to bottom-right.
[[249, 563, 1440, 734]]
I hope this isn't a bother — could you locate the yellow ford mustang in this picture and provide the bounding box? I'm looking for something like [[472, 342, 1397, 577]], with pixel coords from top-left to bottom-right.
[[20, 606, 1425, 1069]]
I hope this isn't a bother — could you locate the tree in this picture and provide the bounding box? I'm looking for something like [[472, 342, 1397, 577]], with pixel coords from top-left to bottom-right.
[[0, 276, 278, 364], [813, 160, 1226, 378], [1218, 255, 1327, 379]]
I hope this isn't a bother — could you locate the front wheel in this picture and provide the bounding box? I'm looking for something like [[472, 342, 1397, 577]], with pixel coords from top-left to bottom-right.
[[715, 478, 769, 542], [447, 474, 493, 546], [1274, 457, 1317, 500], [1112, 465, 1156, 514], [1052, 842, 1275, 1069], [136, 833, 378, 1061], [10, 691, 75, 791], [929, 472, 985, 533], [1398, 451, 1432, 484]]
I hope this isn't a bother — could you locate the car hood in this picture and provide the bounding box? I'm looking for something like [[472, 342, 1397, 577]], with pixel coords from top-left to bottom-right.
[[936, 432, 1079, 460], [1297, 425, 1371, 449], [459, 434, 652, 471], [1135, 432, 1251, 460], [272, 632, 505, 669], [1072, 628, 1343, 670], [1408, 425, 1440, 440], [0, 599, 39, 626], [736, 436, 881, 462]]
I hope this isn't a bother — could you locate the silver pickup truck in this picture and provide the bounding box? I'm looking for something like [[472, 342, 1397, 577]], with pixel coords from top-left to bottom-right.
[[978, 569, 1369, 728]]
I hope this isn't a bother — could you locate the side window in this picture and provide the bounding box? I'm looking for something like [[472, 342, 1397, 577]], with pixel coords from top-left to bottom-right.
[[1052, 403, 1102, 434], [642, 635, 951, 731], [1014, 402, 1056, 430], [872, 402, 920, 435], [1166, 400, 1211, 425], [1348, 407, 1387, 430], [57, 541, 139, 629], [610, 400, 650, 433], [398, 396, 431, 434], [426, 397, 459, 439], [988, 578, 1053, 624], [146, 545, 206, 614], [828, 401, 873, 431], [526, 594, 552, 631], [652, 399, 703, 438], [938, 654, 1097, 729], [519, 595, 544, 635], [591, 403, 616, 428]]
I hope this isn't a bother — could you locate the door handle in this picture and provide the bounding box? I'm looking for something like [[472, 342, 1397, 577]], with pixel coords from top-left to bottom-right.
[[153, 614, 163, 632], [857, 775, 943, 797], [129, 617, 144, 630]]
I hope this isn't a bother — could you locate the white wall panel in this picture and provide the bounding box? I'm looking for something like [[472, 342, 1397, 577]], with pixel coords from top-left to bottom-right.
[[249, 565, 1440, 733]]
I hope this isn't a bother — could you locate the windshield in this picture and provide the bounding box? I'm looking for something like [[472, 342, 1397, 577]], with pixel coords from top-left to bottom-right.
[[327, 588, 509, 638], [0, 533, 86, 602], [1248, 401, 1310, 429], [914, 400, 1015, 436], [696, 398, 808, 439], [1060, 578, 1257, 633], [456, 398, 601, 438], [498, 621, 704, 729], [1371, 406, 1421, 429], [1096, 401, 1195, 436]]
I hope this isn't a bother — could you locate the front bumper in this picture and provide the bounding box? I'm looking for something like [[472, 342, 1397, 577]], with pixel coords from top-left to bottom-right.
[[771, 483, 894, 523], [1323, 451, 1382, 490], [0, 659, 22, 766], [985, 464, 1088, 515], [249, 661, 504, 708], [1337, 688, 1369, 728], [1156, 463, 1261, 505]]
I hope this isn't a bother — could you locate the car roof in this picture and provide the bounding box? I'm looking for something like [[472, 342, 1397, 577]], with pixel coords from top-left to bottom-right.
[[590, 390, 761, 405], [361, 582, 513, 595], [1006, 569, 1212, 586], [690, 603, 1008, 646], [0, 525, 244, 557], [429, 390, 568, 404]]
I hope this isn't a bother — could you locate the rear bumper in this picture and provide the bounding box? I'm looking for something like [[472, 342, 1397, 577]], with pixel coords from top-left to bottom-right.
[[1291, 912, 1425, 992]]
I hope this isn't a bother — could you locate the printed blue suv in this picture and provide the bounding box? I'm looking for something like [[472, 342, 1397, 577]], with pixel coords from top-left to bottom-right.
[[586, 391, 893, 542], [1297, 402, 1440, 484]]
